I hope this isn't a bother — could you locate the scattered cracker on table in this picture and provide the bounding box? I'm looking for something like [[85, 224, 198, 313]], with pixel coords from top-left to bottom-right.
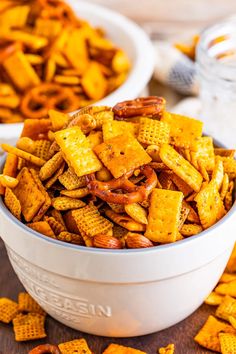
[[13, 313, 46, 342], [194, 315, 236, 352], [58, 338, 92, 354], [0, 298, 19, 324]]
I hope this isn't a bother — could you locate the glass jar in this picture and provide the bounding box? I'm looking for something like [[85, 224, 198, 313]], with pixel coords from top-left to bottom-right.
[[197, 19, 236, 147]]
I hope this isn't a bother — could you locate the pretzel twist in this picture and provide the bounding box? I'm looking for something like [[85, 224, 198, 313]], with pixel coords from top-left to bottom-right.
[[29, 344, 61, 354], [112, 96, 166, 119], [86, 165, 157, 204], [21, 84, 79, 119]]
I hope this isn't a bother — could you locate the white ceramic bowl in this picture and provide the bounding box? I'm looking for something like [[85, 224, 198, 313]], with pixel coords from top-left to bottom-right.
[[0, 167, 235, 337], [0, 0, 154, 147]]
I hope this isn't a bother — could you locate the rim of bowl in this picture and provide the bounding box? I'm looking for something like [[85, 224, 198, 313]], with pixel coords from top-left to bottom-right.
[[0, 179, 235, 255], [0, 0, 154, 134]]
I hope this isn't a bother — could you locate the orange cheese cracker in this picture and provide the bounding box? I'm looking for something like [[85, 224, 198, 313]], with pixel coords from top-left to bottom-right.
[[160, 144, 203, 192], [94, 133, 151, 178], [55, 126, 102, 177], [13, 167, 45, 222], [103, 120, 139, 141], [161, 111, 203, 148], [145, 189, 183, 243], [194, 315, 236, 352], [59, 338, 92, 354], [195, 180, 226, 229]]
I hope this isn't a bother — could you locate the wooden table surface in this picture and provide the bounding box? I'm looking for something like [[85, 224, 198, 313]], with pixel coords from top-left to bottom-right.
[[0, 238, 217, 354]]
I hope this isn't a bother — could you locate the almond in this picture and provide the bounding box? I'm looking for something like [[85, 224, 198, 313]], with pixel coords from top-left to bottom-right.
[[126, 232, 153, 248], [93, 234, 122, 249]]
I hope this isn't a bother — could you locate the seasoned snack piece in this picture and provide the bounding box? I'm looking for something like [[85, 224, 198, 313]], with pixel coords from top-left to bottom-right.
[[34, 140, 51, 161], [94, 133, 151, 178], [102, 343, 146, 354], [137, 117, 170, 145], [13, 168, 45, 222], [195, 181, 226, 229], [4, 187, 21, 220], [52, 197, 85, 211], [113, 96, 165, 118], [44, 162, 65, 189], [146, 145, 161, 162], [216, 295, 236, 321], [126, 232, 153, 248], [229, 317, 236, 330], [103, 120, 139, 141], [205, 292, 224, 306], [194, 315, 236, 352], [219, 333, 236, 354], [49, 110, 69, 132], [93, 234, 122, 249], [21, 119, 52, 140], [221, 173, 230, 200], [182, 200, 200, 224], [191, 136, 215, 171], [178, 205, 190, 230], [64, 29, 88, 74], [105, 209, 146, 232], [159, 344, 175, 354], [215, 148, 235, 158], [226, 244, 236, 273], [72, 205, 113, 237], [220, 156, 236, 179], [39, 152, 64, 181], [161, 111, 203, 148], [44, 216, 66, 235], [145, 189, 183, 243], [60, 187, 89, 199], [220, 273, 236, 283], [64, 211, 81, 234], [180, 224, 203, 236], [225, 181, 234, 211], [55, 126, 102, 177], [59, 168, 86, 190], [87, 131, 103, 149], [3, 51, 40, 91], [170, 173, 193, 197], [58, 338, 92, 354], [1, 144, 45, 167], [28, 221, 55, 238], [2, 153, 18, 178], [13, 313, 46, 342], [29, 344, 62, 354], [125, 203, 148, 225], [18, 293, 45, 315], [81, 62, 107, 100], [215, 280, 236, 298], [30, 169, 51, 221], [212, 157, 224, 189], [58, 232, 84, 245], [160, 144, 203, 192], [0, 297, 19, 323]]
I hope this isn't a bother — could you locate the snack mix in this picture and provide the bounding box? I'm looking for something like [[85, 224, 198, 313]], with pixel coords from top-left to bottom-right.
[[0, 96, 235, 250], [0, 0, 130, 123]]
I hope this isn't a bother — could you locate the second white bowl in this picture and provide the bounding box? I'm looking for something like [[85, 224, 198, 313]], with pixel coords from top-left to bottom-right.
[[0, 0, 154, 147]]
